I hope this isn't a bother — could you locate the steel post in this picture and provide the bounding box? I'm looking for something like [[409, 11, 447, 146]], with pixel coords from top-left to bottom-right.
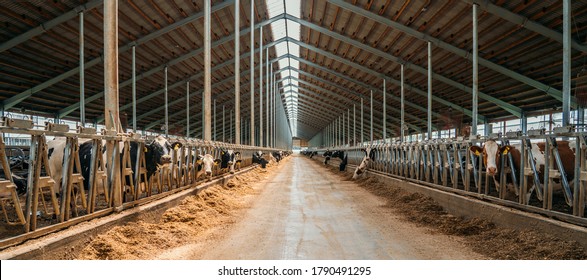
[[348, 108, 350, 145], [401, 64, 405, 142], [186, 81, 190, 136], [266, 57, 270, 147], [259, 26, 263, 147], [213, 99, 216, 140], [353, 104, 356, 145], [427, 41, 432, 140], [370, 90, 373, 143], [132, 45, 136, 132], [204, 0, 212, 140], [250, 0, 255, 146], [79, 11, 85, 126], [383, 79, 386, 143], [562, 0, 571, 127], [165, 66, 168, 137], [235, 0, 241, 144], [472, 4, 479, 136], [361, 97, 364, 144], [103, 0, 121, 207]]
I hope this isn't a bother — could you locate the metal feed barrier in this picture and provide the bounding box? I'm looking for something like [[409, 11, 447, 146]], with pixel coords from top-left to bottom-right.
[[308, 128, 587, 225], [0, 117, 281, 245]]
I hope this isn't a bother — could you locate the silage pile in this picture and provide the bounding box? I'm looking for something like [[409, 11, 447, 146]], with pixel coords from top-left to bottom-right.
[[78, 165, 274, 260]]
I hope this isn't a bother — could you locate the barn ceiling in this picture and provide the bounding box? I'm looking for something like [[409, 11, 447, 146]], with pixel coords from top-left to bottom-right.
[[1, 0, 587, 141]]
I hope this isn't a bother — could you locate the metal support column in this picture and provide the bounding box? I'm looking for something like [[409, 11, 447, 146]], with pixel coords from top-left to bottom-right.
[[259, 26, 263, 147], [520, 112, 527, 134], [383, 79, 386, 143], [427, 41, 432, 140], [370, 90, 373, 143], [235, 0, 241, 144], [250, 0, 255, 146], [213, 99, 216, 140], [79, 11, 85, 126], [472, 4, 479, 136], [401, 64, 405, 141], [222, 105, 225, 142], [348, 108, 350, 145], [132, 45, 136, 132], [353, 104, 356, 145], [164, 66, 168, 137], [104, 0, 121, 207], [204, 0, 212, 140], [562, 0, 571, 127], [186, 82, 190, 136], [341, 112, 345, 146], [361, 97, 364, 144], [266, 55, 270, 147]]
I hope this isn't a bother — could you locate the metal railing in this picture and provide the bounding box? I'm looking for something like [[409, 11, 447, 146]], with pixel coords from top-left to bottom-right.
[[307, 128, 587, 225], [0, 117, 284, 244]]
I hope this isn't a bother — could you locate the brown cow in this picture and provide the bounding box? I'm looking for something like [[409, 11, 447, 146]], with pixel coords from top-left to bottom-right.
[[470, 139, 575, 202]]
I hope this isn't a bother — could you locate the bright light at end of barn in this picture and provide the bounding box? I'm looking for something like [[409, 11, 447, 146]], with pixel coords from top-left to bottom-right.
[[267, 0, 301, 138]]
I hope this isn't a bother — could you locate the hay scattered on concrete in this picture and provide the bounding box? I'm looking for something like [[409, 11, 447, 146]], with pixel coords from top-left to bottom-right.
[[77, 162, 283, 260], [322, 161, 586, 260]]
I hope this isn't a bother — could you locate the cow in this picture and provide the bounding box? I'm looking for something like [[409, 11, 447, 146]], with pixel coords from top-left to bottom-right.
[[353, 147, 376, 179], [272, 151, 283, 163], [469, 139, 575, 202], [321, 149, 347, 170], [323, 150, 332, 165], [219, 149, 241, 174], [0, 174, 27, 198], [196, 154, 221, 180], [48, 135, 180, 195], [253, 151, 268, 168]]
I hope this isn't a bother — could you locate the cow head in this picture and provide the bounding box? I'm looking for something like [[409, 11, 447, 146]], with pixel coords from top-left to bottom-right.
[[252, 151, 268, 168], [470, 140, 512, 177], [146, 136, 181, 166], [220, 149, 241, 174], [353, 147, 375, 179], [197, 154, 220, 178]]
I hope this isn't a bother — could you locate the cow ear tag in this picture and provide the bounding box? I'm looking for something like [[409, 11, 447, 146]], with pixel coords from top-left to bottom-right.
[[474, 150, 481, 156], [144, 147, 148, 152], [502, 147, 510, 155], [196, 160, 202, 164]]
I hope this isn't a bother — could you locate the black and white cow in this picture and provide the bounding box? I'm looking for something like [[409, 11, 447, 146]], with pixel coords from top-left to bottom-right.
[[0, 174, 27, 198], [331, 150, 348, 171], [353, 147, 376, 179], [48, 135, 180, 194], [253, 151, 268, 168], [272, 151, 283, 163], [220, 149, 242, 174], [323, 150, 333, 165]]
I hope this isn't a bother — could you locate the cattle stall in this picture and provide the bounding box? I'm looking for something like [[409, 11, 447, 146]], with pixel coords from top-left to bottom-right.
[[0, 117, 286, 248], [307, 129, 587, 227]]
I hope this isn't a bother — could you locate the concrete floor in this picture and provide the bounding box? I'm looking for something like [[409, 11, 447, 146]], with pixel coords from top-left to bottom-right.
[[160, 155, 484, 260]]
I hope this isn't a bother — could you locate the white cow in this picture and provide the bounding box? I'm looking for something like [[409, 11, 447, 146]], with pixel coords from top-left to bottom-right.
[[196, 154, 220, 180]]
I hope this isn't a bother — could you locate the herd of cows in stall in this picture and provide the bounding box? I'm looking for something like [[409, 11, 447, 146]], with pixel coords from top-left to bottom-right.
[[303, 134, 587, 219], [0, 128, 290, 237]]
